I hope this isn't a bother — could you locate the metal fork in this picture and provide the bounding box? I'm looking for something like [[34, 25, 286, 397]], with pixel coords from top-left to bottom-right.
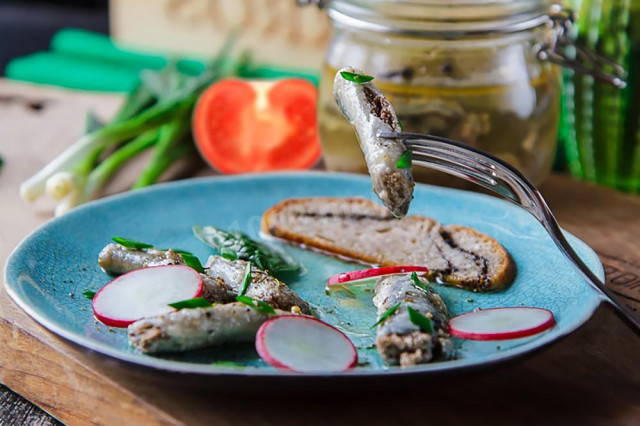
[[380, 131, 640, 332]]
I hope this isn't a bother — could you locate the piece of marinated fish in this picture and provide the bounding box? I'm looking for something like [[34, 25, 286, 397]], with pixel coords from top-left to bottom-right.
[[205, 256, 311, 314], [373, 274, 454, 366], [98, 244, 236, 303], [128, 302, 286, 353], [99, 243, 310, 313], [99, 243, 185, 275], [333, 66, 414, 217]]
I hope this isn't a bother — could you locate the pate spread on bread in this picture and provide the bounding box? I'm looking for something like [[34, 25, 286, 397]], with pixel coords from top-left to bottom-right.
[[262, 197, 515, 292]]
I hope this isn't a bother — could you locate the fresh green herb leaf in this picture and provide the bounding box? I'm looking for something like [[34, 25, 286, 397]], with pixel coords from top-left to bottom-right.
[[340, 71, 375, 84], [157, 248, 194, 256], [180, 253, 205, 273], [236, 295, 276, 314], [211, 361, 244, 368], [407, 306, 433, 333], [397, 121, 404, 131], [193, 226, 300, 275], [371, 302, 401, 329], [169, 297, 212, 310], [238, 263, 252, 297], [220, 247, 238, 261], [396, 150, 413, 169], [411, 272, 430, 292], [112, 236, 154, 249], [173, 249, 194, 255], [82, 290, 96, 300]]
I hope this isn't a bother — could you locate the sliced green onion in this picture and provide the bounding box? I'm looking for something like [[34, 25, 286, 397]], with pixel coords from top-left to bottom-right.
[[411, 272, 430, 292], [211, 361, 244, 368], [340, 71, 374, 84], [220, 247, 238, 261], [180, 253, 205, 274], [236, 295, 276, 314], [371, 302, 401, 329], [112, 236, 153, 249], [156, 248, 194, 256], [82, 290, 96, 300], [169, 297, 212, 310], [172, 249, 194, 255], [407, 306, 433, 333], [396, 150, 413, 169], [238, 263, 252, 297]]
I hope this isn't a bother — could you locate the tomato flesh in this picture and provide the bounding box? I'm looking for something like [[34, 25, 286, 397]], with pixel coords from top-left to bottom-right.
[[193, 79, 322, 173]]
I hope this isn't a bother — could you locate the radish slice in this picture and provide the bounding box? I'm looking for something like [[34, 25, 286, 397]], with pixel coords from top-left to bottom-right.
[[256, 315, 357, 373], [449, 307, 555, 341], [93, 265, 203, 328], [327, 266, 429, 287]]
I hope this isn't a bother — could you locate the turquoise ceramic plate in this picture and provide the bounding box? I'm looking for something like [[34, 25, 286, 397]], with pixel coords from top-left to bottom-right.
[[5, 172, 605, 376]]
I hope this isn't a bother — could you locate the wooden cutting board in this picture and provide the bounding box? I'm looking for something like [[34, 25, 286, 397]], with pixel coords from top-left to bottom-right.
[[1, 80, 639, 425]]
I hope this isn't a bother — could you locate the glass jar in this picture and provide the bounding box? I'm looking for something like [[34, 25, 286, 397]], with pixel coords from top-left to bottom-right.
[[314, 0, 563, 185]]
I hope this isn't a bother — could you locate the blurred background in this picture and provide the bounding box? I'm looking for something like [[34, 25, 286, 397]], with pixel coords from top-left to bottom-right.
[[1, 0, 638, 198], [0, 0, 108, 75]]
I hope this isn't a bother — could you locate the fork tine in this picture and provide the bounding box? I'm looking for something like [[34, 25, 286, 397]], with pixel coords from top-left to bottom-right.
[[402, 138, 503, 173], [381, 131, 534, 205], [405, 142, 499, 178], [410, 151, 499, 189]]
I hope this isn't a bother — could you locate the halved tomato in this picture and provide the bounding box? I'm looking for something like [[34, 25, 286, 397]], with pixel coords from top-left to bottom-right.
[[193, 79, 322, 174]]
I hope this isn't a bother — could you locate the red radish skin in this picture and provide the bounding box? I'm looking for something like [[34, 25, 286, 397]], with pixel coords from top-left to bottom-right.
[[449, 307, 556, 341], [327, 266, 429, 287], [256, 315, 358, 373], [92, 265, 203, 328]]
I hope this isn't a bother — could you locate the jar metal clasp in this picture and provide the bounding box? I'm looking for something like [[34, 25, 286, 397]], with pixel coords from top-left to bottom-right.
[[535, 4, 627, 89], [296, 0, 327, 8]]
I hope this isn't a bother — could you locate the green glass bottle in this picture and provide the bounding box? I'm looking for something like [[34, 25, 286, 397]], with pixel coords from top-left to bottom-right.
[[560, 0, 640, 192]]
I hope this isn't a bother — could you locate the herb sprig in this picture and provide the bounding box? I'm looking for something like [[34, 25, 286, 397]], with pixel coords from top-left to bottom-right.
[[112, 236, 153, 249], [82, 290, 96, 300], [238, 263, 252, 297], [169, 297, 212, 310], [407, 306, 434, 333], [180, 253, 205, 273], [236, 295, 276, 314], [193, 226, 299, 275], [396, 150, 413, 169], [220, 247, 238, 260], [161, 248, 194, 256], [371, 302, 401, 329], [411, 272, 430, 292], [340, 71, 375, 84]]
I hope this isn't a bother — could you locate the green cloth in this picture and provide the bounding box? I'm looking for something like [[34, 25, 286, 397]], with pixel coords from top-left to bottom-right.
[[6, 28, 320, 92], [6, 52, 140, 92]]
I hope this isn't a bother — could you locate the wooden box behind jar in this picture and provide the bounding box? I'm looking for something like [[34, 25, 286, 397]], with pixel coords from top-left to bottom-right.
[[109, 0, 330, 69]]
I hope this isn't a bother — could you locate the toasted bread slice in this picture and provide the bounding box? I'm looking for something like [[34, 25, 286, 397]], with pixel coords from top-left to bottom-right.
[[261, 198, 515, 291]]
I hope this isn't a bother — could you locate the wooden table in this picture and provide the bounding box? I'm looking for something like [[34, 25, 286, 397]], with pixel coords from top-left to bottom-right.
[[1, 81, 639, 425]]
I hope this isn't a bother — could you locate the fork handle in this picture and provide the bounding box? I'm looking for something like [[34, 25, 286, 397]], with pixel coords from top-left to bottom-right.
[[543, 217, 640, 333], [599, 282, 640, 332]]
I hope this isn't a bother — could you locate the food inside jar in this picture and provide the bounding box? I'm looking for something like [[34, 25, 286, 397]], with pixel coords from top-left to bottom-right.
[[318, 45, 560, 185]]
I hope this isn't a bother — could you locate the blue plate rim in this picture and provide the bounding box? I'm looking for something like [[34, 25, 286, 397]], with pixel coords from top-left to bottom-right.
[[4, 171, 606, 377]]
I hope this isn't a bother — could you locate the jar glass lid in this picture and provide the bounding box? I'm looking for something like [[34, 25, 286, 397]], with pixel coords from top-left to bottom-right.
[[326, 0, 552, 35]]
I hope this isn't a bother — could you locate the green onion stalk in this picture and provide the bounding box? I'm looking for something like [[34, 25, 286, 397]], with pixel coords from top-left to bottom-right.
[[21, 35, 240, 215]]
